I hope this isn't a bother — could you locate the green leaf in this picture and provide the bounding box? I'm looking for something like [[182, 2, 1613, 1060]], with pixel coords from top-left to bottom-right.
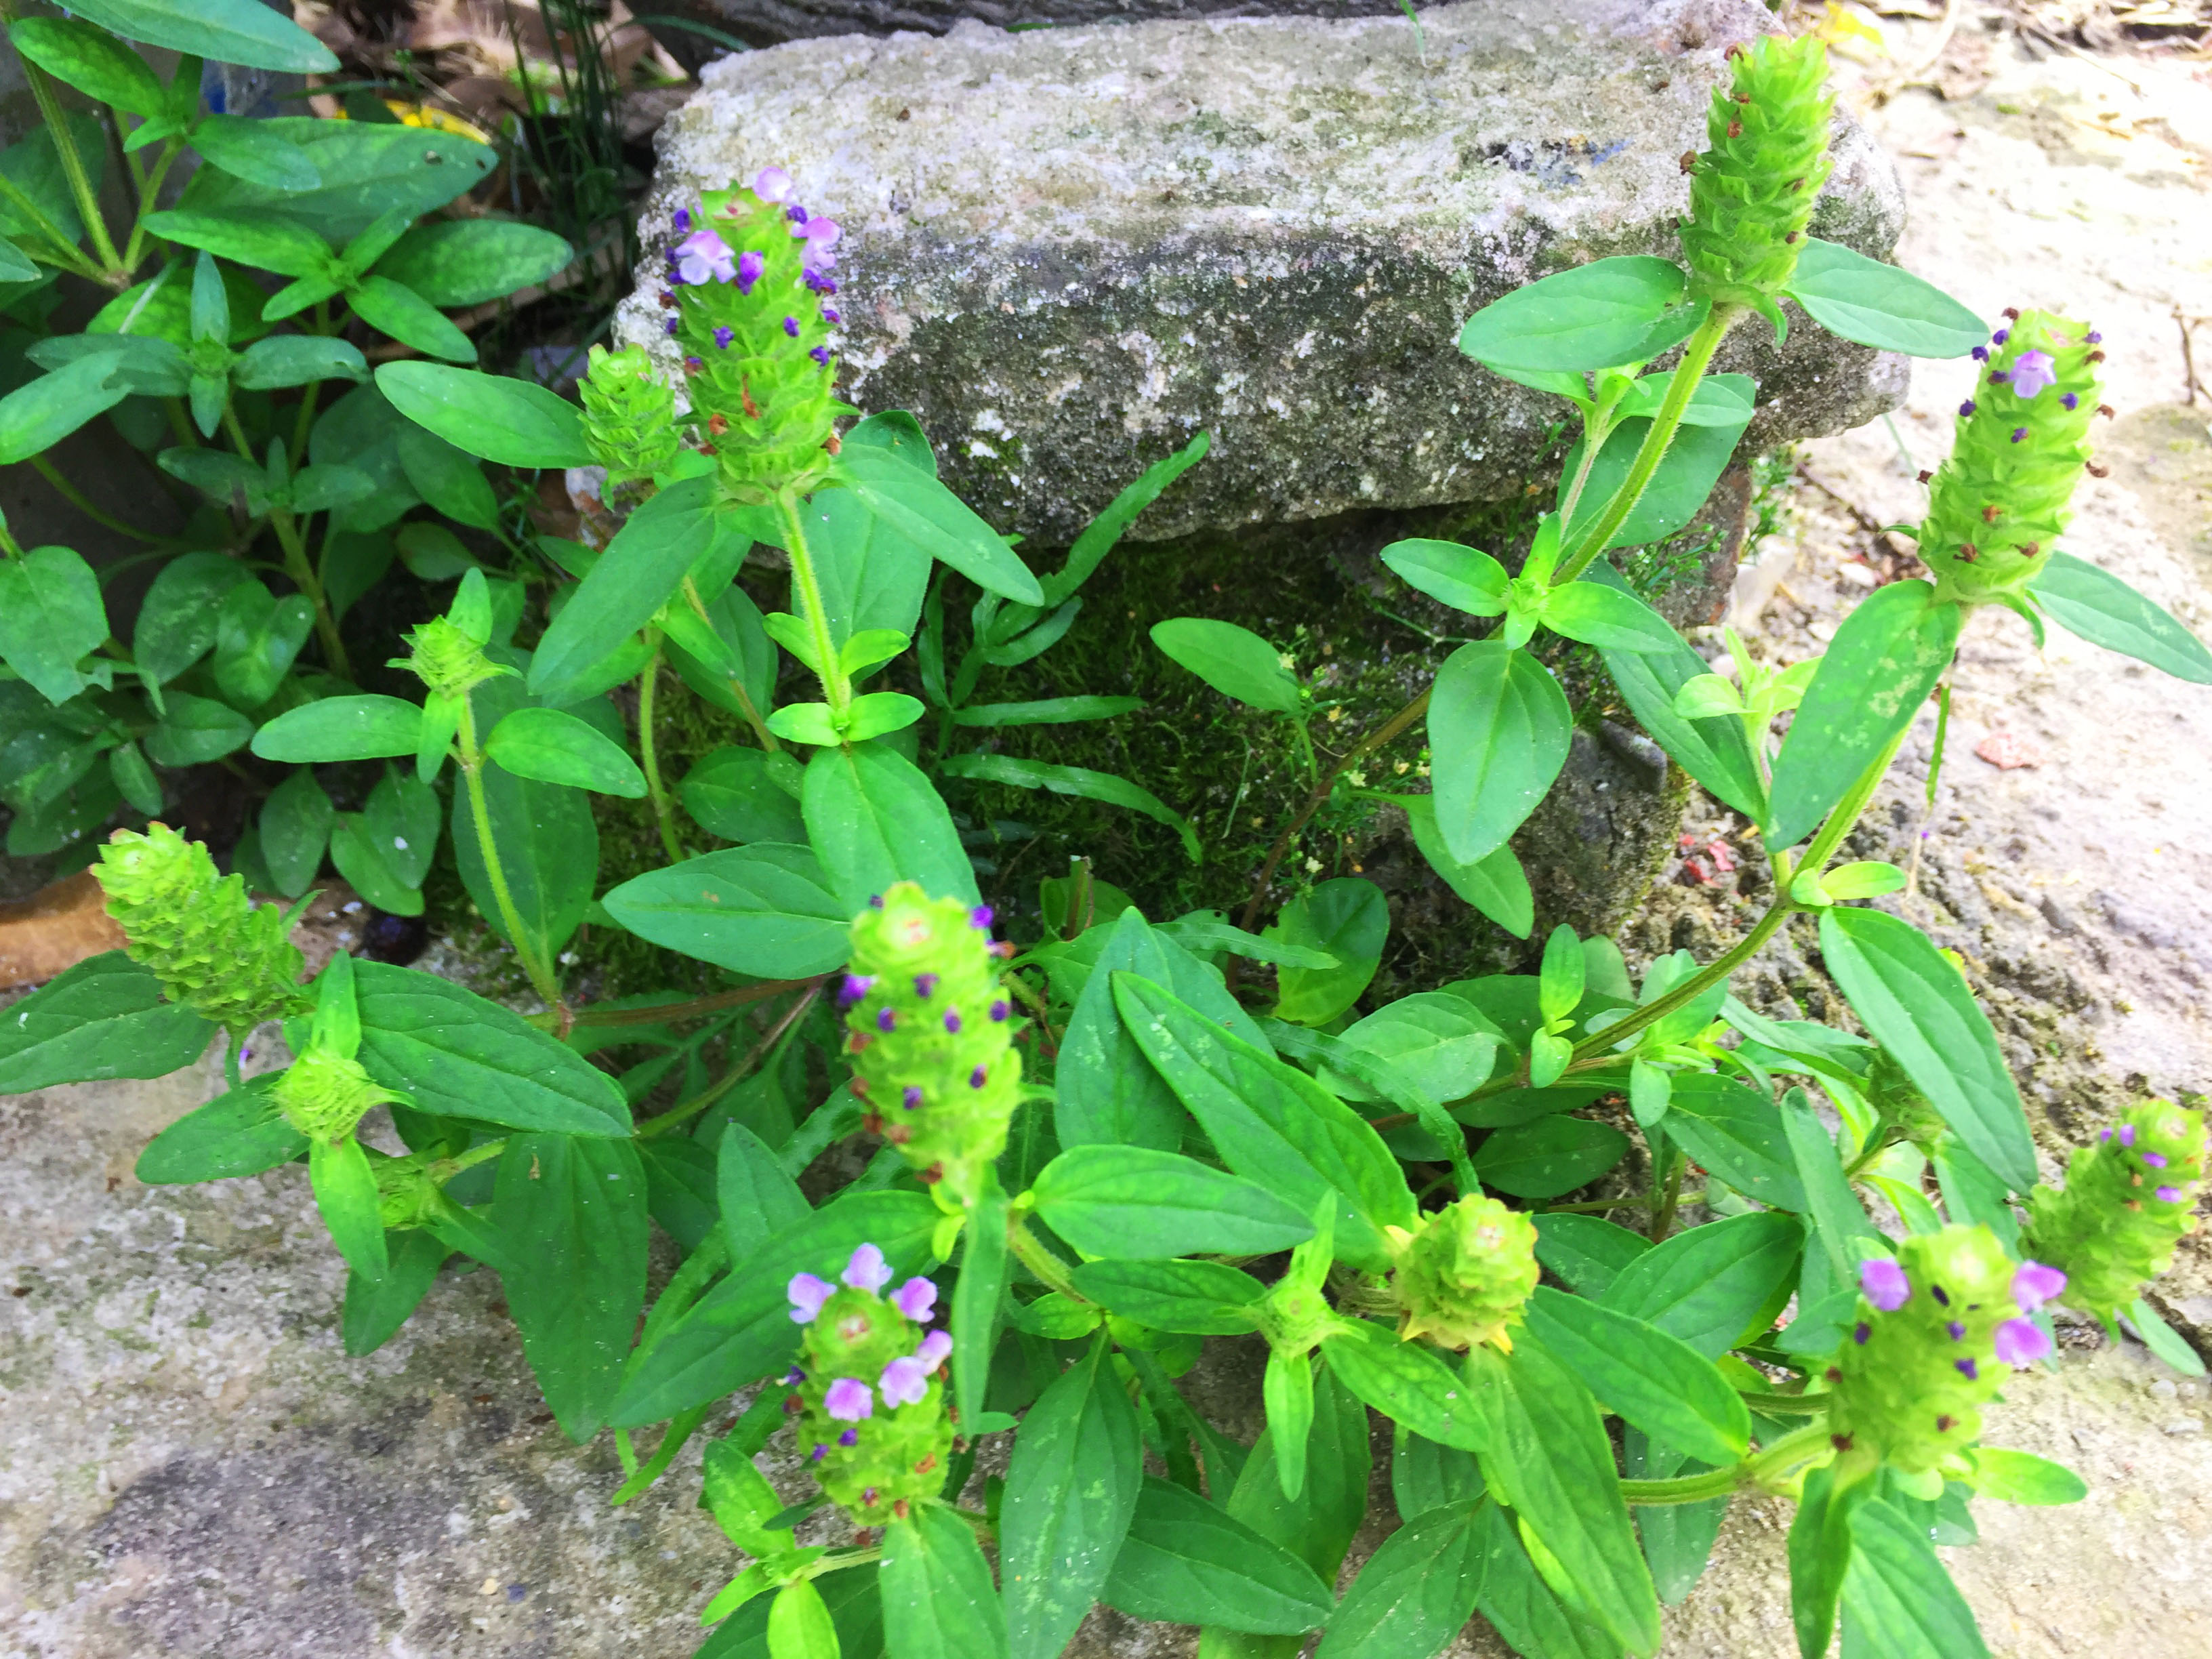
[[1380, 538, 1509, 616], [348, 274, 475, 363], [1471, 1116, 1630, 1200], [1583, 562, 1767, 821], [602, 843, 847, 979], [1818, 906, 2036, 1193], [485, 705, 647, 797], [1392, 1422, 1485, 1523], [375, 361, 591, 470], [493, 1132, 649, 1439], [1781, 1088, 1882, 1282], [949, 695, 1144, 727], [1787, 1460, 1864, 1659], [233, 334, 367, 391], [804, 741, 979, 912], [131, 551, 253, 684], [1267, 877, 1387, 1025], [135, 1075, 306, 1183], [530, 477, 725, 698], [937, 752, 1200, 862], [1767, 581, 1959, 848], [1000, 1333, 1142, 1659], [1054, 908, 1190, 1153], [1521, 1286, 1750, 1467], [1112, 972, 1417, 1273], [680, 746, 806, 844], [1971, 1448, 2086, 1506], [1530, 1213, 1652, 1299], [2120, 1296, 2208, 1378], [952, 1177, 1009, 1428], [1616, 368, 1757, 428], [830, 444, 1043, 605], [0, 114, 103, 248], [180, 121, 491, 243], [396, 426, 499, 529], [252, 695, 424, 762], [1660, 1073, 1809, 1212], [213, 580, 314, 708], [882, 1507, 1009, 1659], [352, 960, 630, 1135], [697, 1565, 883, 1659], [342, 1228, 449, 1356], [140, 209, 329, 278], [1319, 1318, 1488, 1452], [8, 18, 167, 116], [0, 952, 213, 1092], [0, 545, 106, 705], [1200, 1361, 1370, 1659], [0, 354, 131, 466], [1822, 861, 1906, 901], [1600, 1210, 1803, 1357], [1149, 617, 1303, 714], [142, 690, 253, 766], [330, 813, 424, 916], [1559, 415, 1752, 552], [766, 1578, 841, 1659], [1106, 1476, 1333, 1635], [1538, 924, 1584, 1024], [1028, 1145, 1315, 1259], [451, 675, 600, 966], [371, 220, 574, 308], [1314, 1501, 1487, 1659], [1783, 239, 1988, 359], [1323, 992, 1500, 1103], [1038, 431, 1210, 606], [1067, 1258, 1265, 1336], [62, 0, 338, 72], [716, 1121, 811, 1263], [310, 1133, 388, 1277], [1840, 1498, 1990, 1658], [1542, 579, 1681, 654], [1402, 796, 1534, 937], [1458, 257, 1690, 373], [1465, 1339, 1661, 1656], [2031, 550, 2212, 682], [1427, 642, 1572, 865], [1473, 1499, 1617, 1659], [192, 115, 321, 191]]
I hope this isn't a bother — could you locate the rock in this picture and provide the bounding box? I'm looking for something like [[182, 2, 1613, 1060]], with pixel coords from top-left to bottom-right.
[[618, 0, 1910, 548], [665, 0, 1413, 53], [0, 871, 125, 991]]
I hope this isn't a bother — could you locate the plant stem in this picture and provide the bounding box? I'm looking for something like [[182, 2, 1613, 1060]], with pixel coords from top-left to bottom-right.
[[432, 1138, 511, 1179], [0, 170, 100, 279], [1618, 1421, 1834, 1507], [552, 977, 830, 1031], [454, 693, 565, 1008], [636, 634, 684, 863], [635, 987, 821, 1139], [1551, 305, 1742, 588], [1650, 1147, 1689, 1242], [682, 575, 778, 750], [12, 57, 122, 277], [1734, 1389, 1831, 1415], [1008, 1216, 1082, 1300], [1540, 1191, 1657, 1214], [223, 398, 352, 679], [28, 455, 178, 546], [775, 484, 851, 720], [120, 140, 182, 270]]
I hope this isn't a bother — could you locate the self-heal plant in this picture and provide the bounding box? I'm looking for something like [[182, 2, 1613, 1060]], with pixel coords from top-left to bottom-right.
[[2026, 1101, 2207, 1325]]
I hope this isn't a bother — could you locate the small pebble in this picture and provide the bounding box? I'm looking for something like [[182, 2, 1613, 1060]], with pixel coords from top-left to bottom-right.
[[2160, 1419, 2202, 1436], [2149, 1378, 2178, 1401]]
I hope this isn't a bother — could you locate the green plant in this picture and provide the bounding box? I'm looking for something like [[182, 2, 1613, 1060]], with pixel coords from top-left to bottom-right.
[[7, 30, 2212, 1659], [0, 0, 574, 900]]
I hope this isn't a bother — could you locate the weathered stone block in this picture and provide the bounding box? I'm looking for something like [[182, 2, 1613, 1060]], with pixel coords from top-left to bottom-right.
[[619, 0, 1908, 544]]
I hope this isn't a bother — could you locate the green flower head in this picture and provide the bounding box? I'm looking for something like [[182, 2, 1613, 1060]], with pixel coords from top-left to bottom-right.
[[272, 1044, 407, 1145], [1824, 1226, 2061, 1475], [1385, 1194, 1540, 1353], [1917, 310, 2104, 606], [783, 1244, 956, 1526], [2024, 1100, 2204, 1322], [1679, 33, 1835, 310], [664, 167, 855, 499], [578, 342, 681, 492], [94, 824, 311, 1034], [841, 884, 1022, 1207]]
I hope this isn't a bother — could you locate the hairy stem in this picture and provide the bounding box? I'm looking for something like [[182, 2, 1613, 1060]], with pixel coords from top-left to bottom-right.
[[119, 140, 181, 271], [634, 987, 822, 1139], [1008, 1216, 1082, 1300], [682, 575, 779, 750], [455, 694, 565, 1007], [636, 634, 685, 864], [775, 484, 851, 720], [27, 455, 177, 546], [549, 977, 830, 1031]]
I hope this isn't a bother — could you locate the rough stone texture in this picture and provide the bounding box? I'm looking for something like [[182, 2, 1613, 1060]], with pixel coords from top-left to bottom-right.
[[617, 0, 1909, 546], [667, 0, 1409, 54]]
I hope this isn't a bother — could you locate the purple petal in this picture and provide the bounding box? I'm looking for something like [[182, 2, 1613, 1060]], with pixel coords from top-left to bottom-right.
[[1954, 1357, 1979, 1380], [877, 1007, 896, 1033], [970, 904, 995, 931], [2120, 1124, 2137, 1147], [673, 208, 692, 233], [1992, 327, 2010, 345], [824, 1378, 874, 1421], [879, 1355, 930, 1407], [2062, 392, 2079, 410], [838, 1428, 858, 1446], [843, 1242, 892, 1292], [737, 249, 764, 294], [2009, 350, 2057, 399], [918, 1329, 954, 1368], [1994, 1316, 2051, 1366], [2144, 1151, 2169, 1170], [2011, 428, 2028, 443], [1959, 401, 1976, 417], [989, 1001, 1009, 1022], [914, 973, 939, 998], [714, 325, 735, 350], [837, 973, 875, 1010], [783, 316, 800, 337], [787, 1272, 835, 1322], [902, 1085, 923, 1111], [810, 346, 831, 365], [2158, 1185, 2183, 1202], [944, 1010, 962, 1034], [890, 1276, 939, 1322], [754, 166, 794, 202], [968, 1065, 987, 1090], [1859, 1257, 1910, 1312], [1853, 1322, 1871, 1345]]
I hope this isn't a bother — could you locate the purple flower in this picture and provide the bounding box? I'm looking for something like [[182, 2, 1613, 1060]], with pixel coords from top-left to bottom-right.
[[2011, 428, 2028, 443], [891, 1276, 939, 1322], [989, 1000, 1009, 1023], [918, 1329, 954, 1368], [810, 1441, 827, 1462], [844, 1242, 892, 1292], [838, 1428, 859, 1447], [2158, 1185, 2184, 1202], [1853, 1322, 1871, 1345], [1992, 327, 2010, 346], [1955, 1357, 1979, 1380], [824, 1378, 874, 1421], [783, 1366, 806, 1385], [863, 1486, 878, 1505], [837, 973, 876, 1010], [2144, 1151, 2169, 1170], [684, 355, 703, 372], [902, 1085, 923, 1111], [2010, 350, 2058, 398], [737, 249, 765, 294], [877, 1007, 896, 1033], [1971, 346, 1988, 361], [664, 318, 679, 336], [674, 208, 693, 234], [969, 1065, 987, 1090], [1959, 400, 1975, 417], [1994, 1316, 2051, 1366], [675, 228, 737, 285], [787, 203, 809, 224], [914, 973, 939, 998], [796, 217, 841, 256], [804, 270, 838, 295], [1988, 369, 2011, 384], [970, 905, 994, 931], [2120, 1124, 2137, 1147], [879, 1354, 931, 1407], [870, 894, 886, 909], [714, 325, 735, 350], [788, 1273, 835, 1322], [1946, 1321, 1967, 1340], [944, 1010, 962, 1034], [755, 166, 796, 203], [1860, 1257, 1910, 1312], [2100, 1128, 2113, 1142], [2087, 330, 2102, 343], [783, 316, 800, 338], [810, 346, 832, 365], [822, 306, 841, 324], [2062, 392, 2079, 410]]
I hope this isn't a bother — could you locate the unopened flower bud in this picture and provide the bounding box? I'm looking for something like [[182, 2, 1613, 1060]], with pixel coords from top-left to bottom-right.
[[1917, 310, 2102, 606], [2024, 1101, 2205, 1322], [94, 824, 311, 1035], [1383, 1195, 1539, 1352], [843, 883, 1021, 1206], [578, 342, 680, 489], [1678, 33, 1835, 311], [1826, 1226, 2050, 1474], [399, 614, 506, 702], [272, 1044, 409, 1144], [785, 1244, 955, 1525]]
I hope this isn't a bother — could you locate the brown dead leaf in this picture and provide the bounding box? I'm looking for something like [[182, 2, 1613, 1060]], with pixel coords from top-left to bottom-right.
[[1974, 731, 2047, 769]]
